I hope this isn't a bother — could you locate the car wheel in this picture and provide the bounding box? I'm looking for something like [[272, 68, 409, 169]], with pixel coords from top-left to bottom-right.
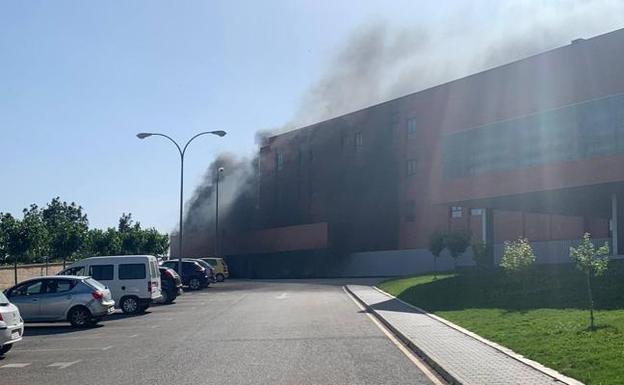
[[189, 278, 201, 290], [0, 344, 13, 355], [68, 306, 92, 328], [120, 296, 140, 314], [216, 273, 225, 282], [164, 289, 176, 304], [160, 289, 170, 304]]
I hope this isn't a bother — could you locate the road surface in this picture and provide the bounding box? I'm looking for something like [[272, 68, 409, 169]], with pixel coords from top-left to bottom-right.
[[1, 279, 440, 385]]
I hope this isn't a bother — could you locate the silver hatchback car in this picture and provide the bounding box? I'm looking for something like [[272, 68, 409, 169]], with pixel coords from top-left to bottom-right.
[[4, 276, 115, 327]]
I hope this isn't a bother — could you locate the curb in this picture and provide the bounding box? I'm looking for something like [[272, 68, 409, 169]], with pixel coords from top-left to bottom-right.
[[344, 285, 461, 385], [345, 285, 585, 385]]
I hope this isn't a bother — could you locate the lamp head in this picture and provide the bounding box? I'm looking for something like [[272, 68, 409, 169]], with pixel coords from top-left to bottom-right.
[[136, 132, 153, 139], [210, 130, 227, 137]]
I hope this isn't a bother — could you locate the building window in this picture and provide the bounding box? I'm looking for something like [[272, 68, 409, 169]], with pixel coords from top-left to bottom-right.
[[275, 152, 284, 172], [450, 206, 463, 218], [405, 200, 415, 222], [354, 132, 363, 149], [407, 118, 417, 136], [470, 208, 483, 216], [406, 159, 417, 175]]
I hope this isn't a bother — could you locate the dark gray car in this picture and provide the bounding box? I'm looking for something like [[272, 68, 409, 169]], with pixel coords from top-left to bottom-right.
[[5, 276, 115, 327]]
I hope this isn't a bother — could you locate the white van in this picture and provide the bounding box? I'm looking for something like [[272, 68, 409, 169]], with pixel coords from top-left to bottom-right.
[[59, 255, 162, 314]]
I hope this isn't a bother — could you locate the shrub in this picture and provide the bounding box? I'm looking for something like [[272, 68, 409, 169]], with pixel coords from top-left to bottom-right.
[[500, 237, 536, 273], [500, 238, 536, 295], [472, 241, 493, 269]]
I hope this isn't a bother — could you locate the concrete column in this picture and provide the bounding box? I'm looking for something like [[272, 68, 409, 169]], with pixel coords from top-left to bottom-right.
[[482, 208, 495, 265], [612, 193, 618, 256], [482, 208, 494, 244], [481, 209, 487, 244]]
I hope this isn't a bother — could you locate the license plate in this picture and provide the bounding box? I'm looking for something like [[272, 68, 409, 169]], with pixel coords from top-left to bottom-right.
[[11, 331, 20, 340]]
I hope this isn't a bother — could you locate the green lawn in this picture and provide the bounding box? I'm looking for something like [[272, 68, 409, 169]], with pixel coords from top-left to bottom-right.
[[378, 262, 624, 385]]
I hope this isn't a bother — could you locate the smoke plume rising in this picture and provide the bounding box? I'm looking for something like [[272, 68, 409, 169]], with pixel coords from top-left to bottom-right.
[[178, 0, 624, 256]]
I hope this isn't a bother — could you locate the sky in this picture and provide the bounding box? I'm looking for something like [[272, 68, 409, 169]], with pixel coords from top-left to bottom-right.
[[1, 1, 623, 233]]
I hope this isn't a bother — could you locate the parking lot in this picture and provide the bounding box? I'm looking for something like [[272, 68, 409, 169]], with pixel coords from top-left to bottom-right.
[[1, 279, 440, 385]]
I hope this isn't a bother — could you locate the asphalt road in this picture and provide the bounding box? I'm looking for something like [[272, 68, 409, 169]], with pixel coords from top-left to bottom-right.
[[1, 279, 439, 385]]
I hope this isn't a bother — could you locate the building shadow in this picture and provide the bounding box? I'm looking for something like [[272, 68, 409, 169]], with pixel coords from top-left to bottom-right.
[[386, 260, 624, 313]]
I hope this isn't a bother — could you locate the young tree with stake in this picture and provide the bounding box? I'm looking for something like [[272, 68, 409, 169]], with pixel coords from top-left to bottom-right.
[[569, 233, 609, 330], [429, 232, 445, 279]]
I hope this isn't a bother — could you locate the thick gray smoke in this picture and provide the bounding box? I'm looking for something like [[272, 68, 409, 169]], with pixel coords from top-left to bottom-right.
[[291, 0, 624, 128], [178, 1, 624, 255], [183, 153, 255, 234]]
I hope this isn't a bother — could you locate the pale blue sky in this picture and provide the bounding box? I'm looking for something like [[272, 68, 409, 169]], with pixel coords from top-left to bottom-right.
[[1, 1, 621, 233]]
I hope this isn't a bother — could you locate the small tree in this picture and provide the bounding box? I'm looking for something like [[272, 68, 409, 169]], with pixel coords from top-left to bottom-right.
[[445, 231, 471, 269], [569, 233, 609, 330], [429, 232, 446, 279], [472, 241, 493, 269], [500, 238, 535, 295]]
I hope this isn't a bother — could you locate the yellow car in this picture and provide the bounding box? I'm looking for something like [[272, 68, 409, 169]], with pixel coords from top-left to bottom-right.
[[200, 258, 229, 282]]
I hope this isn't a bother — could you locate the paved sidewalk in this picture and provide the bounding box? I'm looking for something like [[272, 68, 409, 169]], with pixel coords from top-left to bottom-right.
[[346, 285, 583, 385]]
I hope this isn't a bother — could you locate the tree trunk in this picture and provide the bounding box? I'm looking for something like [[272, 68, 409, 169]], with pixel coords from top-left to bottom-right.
[[13, 255, 18, 285], [433, 256, 437, 279], [587, 272, 595, 330]]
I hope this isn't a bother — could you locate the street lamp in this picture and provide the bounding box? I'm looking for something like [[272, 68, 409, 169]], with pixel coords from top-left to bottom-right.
[[215, 167, 224, 256], [136, 130, 227, 274]]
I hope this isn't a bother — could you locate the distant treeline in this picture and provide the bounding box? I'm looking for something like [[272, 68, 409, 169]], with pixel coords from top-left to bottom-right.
[[0, 197, 169, 265]]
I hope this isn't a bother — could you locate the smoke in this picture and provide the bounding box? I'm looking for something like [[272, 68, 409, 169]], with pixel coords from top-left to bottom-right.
[[178, 0, 624, 255], [182, 153, 257, 235], [290, 0, 624, 128]]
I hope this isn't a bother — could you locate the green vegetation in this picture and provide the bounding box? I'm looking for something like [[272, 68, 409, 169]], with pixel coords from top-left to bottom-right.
[[428, 232, 445, 278], [471, 241, 493, 269], [427, 230, 471, 273], [379, 261, 624, 385], [0, 197, 169, 265], [570, 233, 610, 330], [444, 231, 471, 269]]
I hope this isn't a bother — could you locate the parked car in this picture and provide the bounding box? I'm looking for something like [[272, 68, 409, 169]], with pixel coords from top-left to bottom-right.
[[160, 260, 209, 290], [200, 257, 229, 282], [0, 290, 23, 356], [186, 259, 216, 282], [157, 266, 183, 304], [59, 255, 162, 314], [4, 276, 114, 327]]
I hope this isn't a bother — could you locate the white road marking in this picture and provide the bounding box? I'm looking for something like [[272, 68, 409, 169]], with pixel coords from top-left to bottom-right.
[[1, 363, 31, 368], [41, 334, 135, 340], [148, 325, 159, 329], [343, 287, 445, 385], [276, 292, 288, 300], [128, 334, 139, 338], [48, 360, 81, 369], [15, 346, 113, 352]]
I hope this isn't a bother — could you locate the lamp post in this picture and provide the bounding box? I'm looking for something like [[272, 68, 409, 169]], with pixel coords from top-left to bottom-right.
[[215, 167, 224, 256], [137, 130, 226, 274]]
